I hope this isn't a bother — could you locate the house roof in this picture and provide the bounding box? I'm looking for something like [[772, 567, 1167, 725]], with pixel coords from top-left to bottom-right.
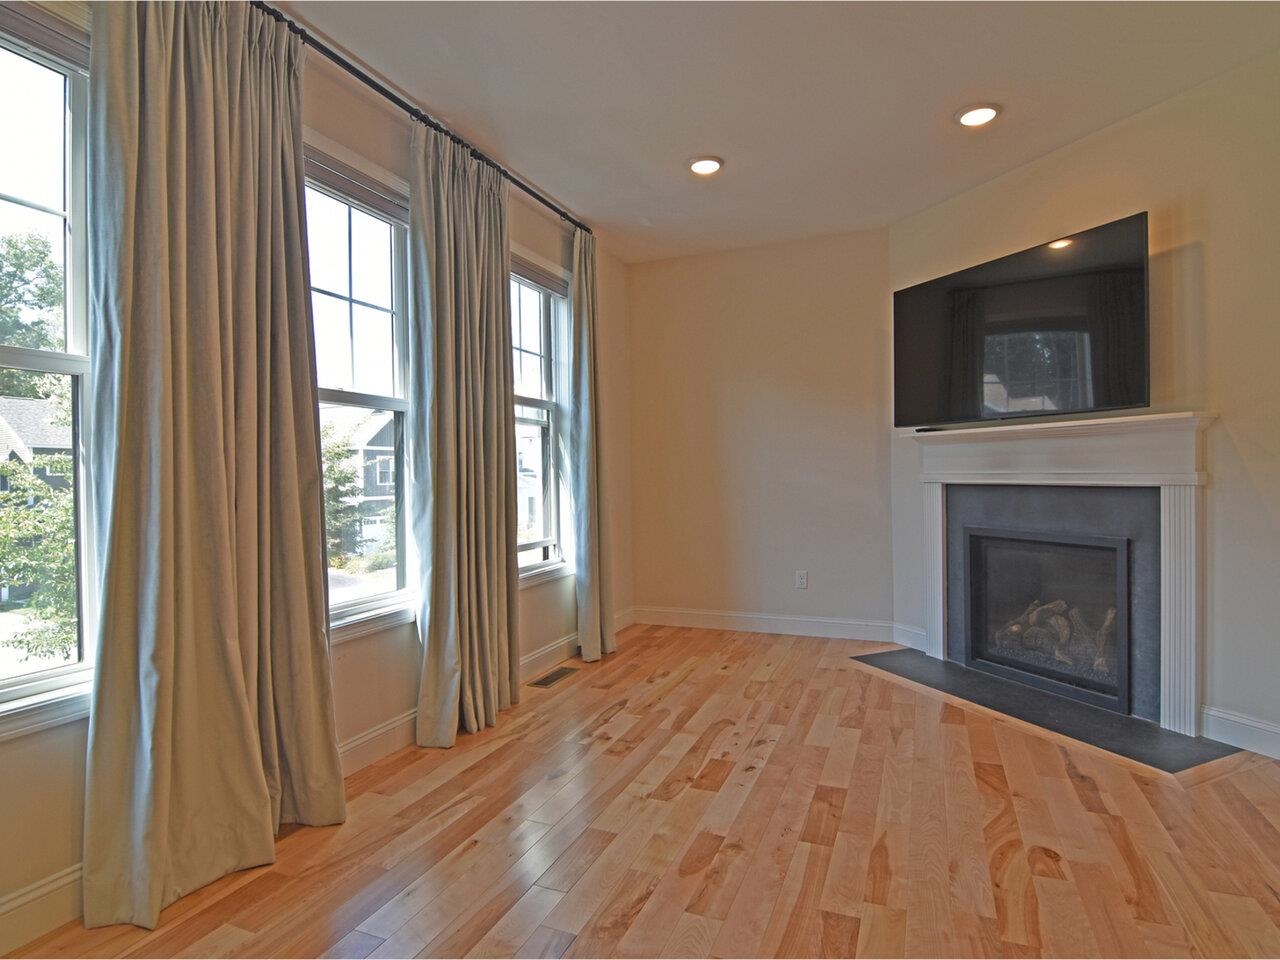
[[0, 396, 73, 462]]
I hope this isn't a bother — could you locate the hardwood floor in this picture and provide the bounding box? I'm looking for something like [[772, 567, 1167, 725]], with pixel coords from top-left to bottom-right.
[[15, 625, 1280, 959]]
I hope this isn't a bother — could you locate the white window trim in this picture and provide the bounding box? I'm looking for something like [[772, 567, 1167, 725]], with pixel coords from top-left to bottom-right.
[[306, 172, 415, 633], [0, 29, 95, 734], [519, 559, 572, 590], [0, 681, 90, 744], [329, 596, 417, 646]]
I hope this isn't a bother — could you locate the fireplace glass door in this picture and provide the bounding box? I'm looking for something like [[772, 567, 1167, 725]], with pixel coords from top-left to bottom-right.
[[965, 528, 1130, 713]]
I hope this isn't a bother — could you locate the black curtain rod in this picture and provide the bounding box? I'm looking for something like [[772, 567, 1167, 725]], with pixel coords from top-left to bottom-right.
[[248, 0, 593, 236]]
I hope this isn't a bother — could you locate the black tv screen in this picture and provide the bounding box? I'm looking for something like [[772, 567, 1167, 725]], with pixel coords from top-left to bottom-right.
[[893, 212, 1149, 428]]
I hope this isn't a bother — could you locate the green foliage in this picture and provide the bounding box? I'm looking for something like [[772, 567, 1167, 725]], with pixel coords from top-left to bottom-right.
[[0, 453, 78, 660], [321, 426, 361, 568], [347, 526, 397, 574], [0, 232, 77, 662], [0, 233, 64, 397]]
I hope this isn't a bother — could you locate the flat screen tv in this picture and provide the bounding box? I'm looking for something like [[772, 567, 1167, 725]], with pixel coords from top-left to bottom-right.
[[893, 212, 1149, 429]]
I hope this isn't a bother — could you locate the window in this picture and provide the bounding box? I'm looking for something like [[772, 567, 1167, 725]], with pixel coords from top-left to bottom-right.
[[511, 271, 566, 571], [0, 35, 91, 706], [982, 326, 1094, 416], [305, 181, 408, 617]]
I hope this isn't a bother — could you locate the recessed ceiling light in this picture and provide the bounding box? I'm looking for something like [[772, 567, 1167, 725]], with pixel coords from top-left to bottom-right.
[[956, 104, 1000, 127], [689, 156, 723, 176], [1047, 238, 1073, 249]]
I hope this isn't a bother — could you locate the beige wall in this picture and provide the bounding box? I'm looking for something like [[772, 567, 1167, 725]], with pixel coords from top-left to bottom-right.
[[597, 245, 634, 616], [627, 231, 894, 630], [890, 49, 1280, 740]]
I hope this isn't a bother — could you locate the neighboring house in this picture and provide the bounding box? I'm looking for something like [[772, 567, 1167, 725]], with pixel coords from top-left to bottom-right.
[[0, 395, 73, 482], [326, 405, 396, 550], [0, 396, 73, 602]]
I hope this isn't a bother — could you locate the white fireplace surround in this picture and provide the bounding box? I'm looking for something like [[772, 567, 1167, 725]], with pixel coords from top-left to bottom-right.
[[911, 411, 1215, 735]]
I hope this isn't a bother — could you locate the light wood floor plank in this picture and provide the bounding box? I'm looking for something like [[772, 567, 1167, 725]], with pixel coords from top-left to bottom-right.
[[12, 627, 1280, 960]]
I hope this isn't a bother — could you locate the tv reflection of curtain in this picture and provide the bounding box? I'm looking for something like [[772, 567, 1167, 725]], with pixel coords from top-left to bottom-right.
[[1088, 269, 1145, 405], [944, 288, 983, 420]]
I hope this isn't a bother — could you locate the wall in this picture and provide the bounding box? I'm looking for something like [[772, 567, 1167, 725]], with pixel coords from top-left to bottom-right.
[[626, 231, 896, 638], [0, 51, 632, 953], [890, 49, 1280, 752]]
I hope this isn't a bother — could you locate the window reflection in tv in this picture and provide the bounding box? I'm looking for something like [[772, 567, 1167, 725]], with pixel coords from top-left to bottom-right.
[[893, 213, 1148, 428]]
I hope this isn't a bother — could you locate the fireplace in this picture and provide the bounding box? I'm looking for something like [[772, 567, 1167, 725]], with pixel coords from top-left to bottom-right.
[[945, 484, 1161, 722], [914, 412, 1212, 734], [962, 528, 1130, 713]]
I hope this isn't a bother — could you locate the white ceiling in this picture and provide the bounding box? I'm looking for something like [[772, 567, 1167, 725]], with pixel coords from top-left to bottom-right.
[[283, 1, 1280, 262]]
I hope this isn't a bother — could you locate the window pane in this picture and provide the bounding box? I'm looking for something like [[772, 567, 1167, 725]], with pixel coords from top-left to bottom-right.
[[320, 404, 401, 608], [510, 279, 521, 346], [515, 350, 544, 400], [0, 46, 65, 211], [520, 284, 542, 341], [352, 305, 394, 395], [312, 291, 352, 390], [520, 300, 542, 357], [515, 419, 548, 545], [351, 208, 392, 309], [518, 547, 547, 568], [0, 199, 67, 352], [0, 372, 80, 682], [305, 187, 349, 297]]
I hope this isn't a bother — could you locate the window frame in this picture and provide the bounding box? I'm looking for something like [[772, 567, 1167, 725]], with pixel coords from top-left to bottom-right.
[[511, 266, 568, 580], [304, 171, 413, 629], [0, 27, 95, 718]]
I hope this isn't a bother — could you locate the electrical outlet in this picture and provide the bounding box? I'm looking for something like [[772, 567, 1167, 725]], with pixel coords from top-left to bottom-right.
[[795, 569, 808, 589]]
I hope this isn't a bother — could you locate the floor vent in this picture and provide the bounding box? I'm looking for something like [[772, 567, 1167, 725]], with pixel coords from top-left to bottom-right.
[[530, 666, 578, 688]]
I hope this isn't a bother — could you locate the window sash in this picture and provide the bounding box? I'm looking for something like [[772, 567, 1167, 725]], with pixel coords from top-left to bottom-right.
[[305, 179, 408, 404], [319, 398, 409, 617], [0, 31, 92, 709], [511, 277, 562, 567], [306, 175, 411, 619]]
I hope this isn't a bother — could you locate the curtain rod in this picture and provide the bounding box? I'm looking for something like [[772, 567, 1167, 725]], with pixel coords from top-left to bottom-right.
[[248, 0, 593, 236]]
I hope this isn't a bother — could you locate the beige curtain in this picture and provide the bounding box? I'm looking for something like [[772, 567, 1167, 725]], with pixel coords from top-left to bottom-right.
[[83, 1, 345, 929], [408, 126, 519, 748], [569, 230, 615, 661]]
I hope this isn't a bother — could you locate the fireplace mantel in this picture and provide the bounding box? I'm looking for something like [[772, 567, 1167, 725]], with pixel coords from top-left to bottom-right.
[[910, 411, 1216, 486], [911, 411, 1215, 735]]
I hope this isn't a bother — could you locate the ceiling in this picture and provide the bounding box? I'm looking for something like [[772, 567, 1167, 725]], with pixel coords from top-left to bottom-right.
[[283, 2, 1280, 263]]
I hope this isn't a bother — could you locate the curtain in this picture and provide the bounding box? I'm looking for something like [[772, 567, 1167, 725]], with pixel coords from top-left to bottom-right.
[[944, 288, 984, 421], [83, 2, 345, 929], [568, 230, 615, 661], [408, 126, 519, 748], [1088, 268, 1146, 407]]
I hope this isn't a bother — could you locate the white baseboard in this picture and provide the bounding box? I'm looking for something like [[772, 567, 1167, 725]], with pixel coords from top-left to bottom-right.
[[1201, 706, 1280, 760], [628, 605, 901, 643], [337, 708, 418, 776], [520, 633, 580, 680], [613, 607, 637, 634], [0, 862, 81, 955]]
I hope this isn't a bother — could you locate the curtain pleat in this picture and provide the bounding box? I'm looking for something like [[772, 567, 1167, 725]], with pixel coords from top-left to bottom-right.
[[569, 231, 615, 661], [944, 288, 983, 421], [1088, 268, 1146, 406], [408, 126, 519, 748], [83, 1, 345, 929]]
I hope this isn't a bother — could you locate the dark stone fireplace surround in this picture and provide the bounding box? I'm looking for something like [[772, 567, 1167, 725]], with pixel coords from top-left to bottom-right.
[[945, 484, 1162, 722]]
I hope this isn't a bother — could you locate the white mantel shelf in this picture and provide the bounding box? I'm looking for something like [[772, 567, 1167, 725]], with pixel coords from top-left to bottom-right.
[[908, 411, 1216, 444], [910, 411, 1216, 487], [910, 410, 1215, 736]]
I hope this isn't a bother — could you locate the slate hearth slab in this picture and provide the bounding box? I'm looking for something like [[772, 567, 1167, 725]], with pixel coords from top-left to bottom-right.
[[852, 648, 1238, 773]]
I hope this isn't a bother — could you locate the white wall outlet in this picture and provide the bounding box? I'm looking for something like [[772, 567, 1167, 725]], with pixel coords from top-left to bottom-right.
[[795, 569, 808, 589]]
